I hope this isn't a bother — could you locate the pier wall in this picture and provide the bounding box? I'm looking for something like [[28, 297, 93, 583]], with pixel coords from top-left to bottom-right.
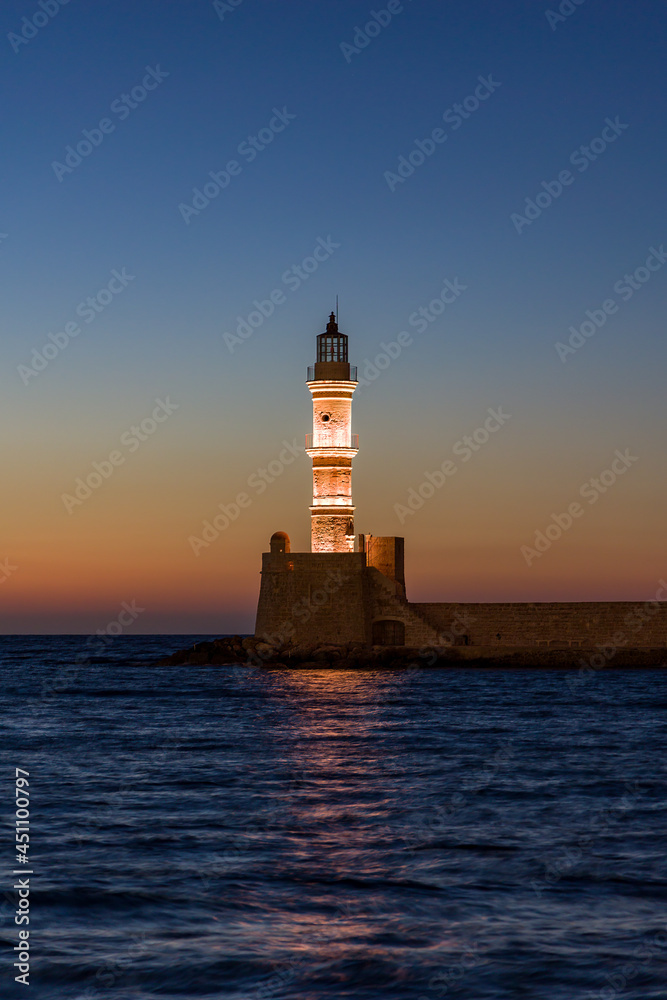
[[254, 542, 667, 650]]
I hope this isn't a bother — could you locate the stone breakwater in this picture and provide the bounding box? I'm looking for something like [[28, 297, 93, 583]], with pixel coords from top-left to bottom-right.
[[157, 636, 667, 669]]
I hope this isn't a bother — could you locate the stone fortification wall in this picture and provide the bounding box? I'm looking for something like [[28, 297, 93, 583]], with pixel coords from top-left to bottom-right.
[[365, 568, 442, 646], [254, 541, 667, 651], [254, 551, 369, 647], [411, 600, 667, 647], [360, 535, 405, 592]]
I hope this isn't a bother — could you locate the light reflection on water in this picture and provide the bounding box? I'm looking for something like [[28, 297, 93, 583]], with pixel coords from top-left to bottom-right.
[[1, 636, 666, 999]]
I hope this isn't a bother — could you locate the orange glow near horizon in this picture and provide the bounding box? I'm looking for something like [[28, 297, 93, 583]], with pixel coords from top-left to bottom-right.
[[4, 346, 664, 632]]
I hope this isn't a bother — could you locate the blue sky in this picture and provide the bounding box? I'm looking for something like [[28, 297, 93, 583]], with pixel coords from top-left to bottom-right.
[[2, 0, 666, 631]]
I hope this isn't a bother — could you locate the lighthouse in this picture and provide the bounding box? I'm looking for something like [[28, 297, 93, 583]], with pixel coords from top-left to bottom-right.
[[305, 311, 359, 553], [252, 307, 667, 657]]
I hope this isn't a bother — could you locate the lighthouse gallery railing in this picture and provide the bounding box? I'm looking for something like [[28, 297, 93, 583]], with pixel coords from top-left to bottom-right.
[[305, 433, 359, 450]]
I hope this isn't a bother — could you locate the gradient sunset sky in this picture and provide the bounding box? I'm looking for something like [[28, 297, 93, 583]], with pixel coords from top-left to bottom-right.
[[2, 0, 666, 633]]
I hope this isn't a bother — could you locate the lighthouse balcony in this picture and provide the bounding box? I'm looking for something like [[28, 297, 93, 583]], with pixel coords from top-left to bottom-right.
[[307, 365, 357, 382], [306, 433, 358, 450]]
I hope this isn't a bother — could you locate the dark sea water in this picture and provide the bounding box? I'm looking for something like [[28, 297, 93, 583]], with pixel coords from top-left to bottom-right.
[[1, 635, 666, 999]]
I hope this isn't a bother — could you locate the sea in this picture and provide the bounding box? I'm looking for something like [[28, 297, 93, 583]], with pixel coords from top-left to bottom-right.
[[1, 634, 666, 999]]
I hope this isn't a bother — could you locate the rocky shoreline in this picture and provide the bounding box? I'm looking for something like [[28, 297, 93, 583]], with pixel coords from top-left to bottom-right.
[[157, 635, 667, 669]]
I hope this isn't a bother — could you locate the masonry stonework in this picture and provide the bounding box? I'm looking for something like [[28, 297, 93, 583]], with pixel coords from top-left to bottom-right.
[[254, 549, 370, 647], [306, 313, 358, 554], [252, 313, 667, 654], [254, 536, 667, 651]]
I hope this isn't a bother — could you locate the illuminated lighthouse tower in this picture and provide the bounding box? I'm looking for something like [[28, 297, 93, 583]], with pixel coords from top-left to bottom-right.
[[305, 312, 359, 553]]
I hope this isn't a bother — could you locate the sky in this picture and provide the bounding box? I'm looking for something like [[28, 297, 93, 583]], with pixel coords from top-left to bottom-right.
[[2, 0, 666, 633]]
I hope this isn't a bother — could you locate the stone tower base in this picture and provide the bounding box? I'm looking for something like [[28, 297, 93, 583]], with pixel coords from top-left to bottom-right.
[[254, 550, 369, 648]]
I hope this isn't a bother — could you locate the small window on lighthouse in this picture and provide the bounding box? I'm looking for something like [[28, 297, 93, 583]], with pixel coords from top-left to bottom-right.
[[321, 413, 331, 422]]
